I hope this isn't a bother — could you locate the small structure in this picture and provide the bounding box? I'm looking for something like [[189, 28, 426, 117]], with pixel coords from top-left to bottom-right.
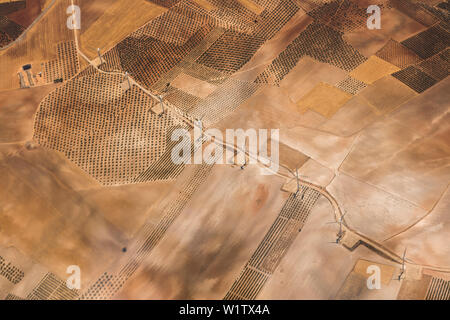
[[150, 95, 165, 115], [150, 83, 171, 115], [120, 72, 131, 91], [18, 72, 28, 88], [339, 231, 360, 250], [25, 69, 34, 86], [396, 248, 407, 281], [92, 48, 105, 67], [281, 172, 309, 195], [281, 177, 299, 193], [97, 48, 104, 64], [326, 211, 347, 244], [294, 168, 300, 197], [237, 153, 249, 169]]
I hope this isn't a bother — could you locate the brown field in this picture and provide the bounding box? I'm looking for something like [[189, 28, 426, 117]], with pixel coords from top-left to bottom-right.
[[0, 0, 449, 301], [296, 82, 353, 118], [236, 0, 264, 15], [341, 79, 449, 211], [116, 165, 288, 299], [6, 0, 42, 26], [171, 73, 217, 98], [79, 0, 167, 60], [0, 142, 178, 288], [76, 0, 118, 32], [358, 75, 417, 114], [350, 56, 400, 84], [192, 0, 216, 11], [0, 0, 73, 90], [397, 276, 432, 300], [0, 84, 58, 143]]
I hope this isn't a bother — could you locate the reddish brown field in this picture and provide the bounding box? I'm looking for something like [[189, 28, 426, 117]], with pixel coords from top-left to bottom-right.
[[0, 0, 449, 301]]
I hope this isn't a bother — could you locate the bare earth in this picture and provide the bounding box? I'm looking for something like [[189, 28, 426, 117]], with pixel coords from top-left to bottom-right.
[[0, 0, 449, 300]]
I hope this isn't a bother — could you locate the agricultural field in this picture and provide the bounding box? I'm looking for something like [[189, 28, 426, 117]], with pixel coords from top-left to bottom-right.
[[0, 0, 449, 304]]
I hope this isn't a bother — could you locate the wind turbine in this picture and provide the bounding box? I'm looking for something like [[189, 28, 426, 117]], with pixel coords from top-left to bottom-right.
[[327, 211, 347, 243], [156, 83, 172, 117], [395, 248, 407, 281], [124, 71, 131, 88], [293, 170, 309, 199], [294, 168, 300, 197], [97, 47, 103, 64], [240, 156, 248, 170], [87, 45, 106, 65], [194, 115, 205, 144], [157, 94, 165, 116]]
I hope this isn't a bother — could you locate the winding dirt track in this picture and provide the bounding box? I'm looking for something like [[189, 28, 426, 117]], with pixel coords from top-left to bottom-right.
[[64, 8, 450, 274]]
